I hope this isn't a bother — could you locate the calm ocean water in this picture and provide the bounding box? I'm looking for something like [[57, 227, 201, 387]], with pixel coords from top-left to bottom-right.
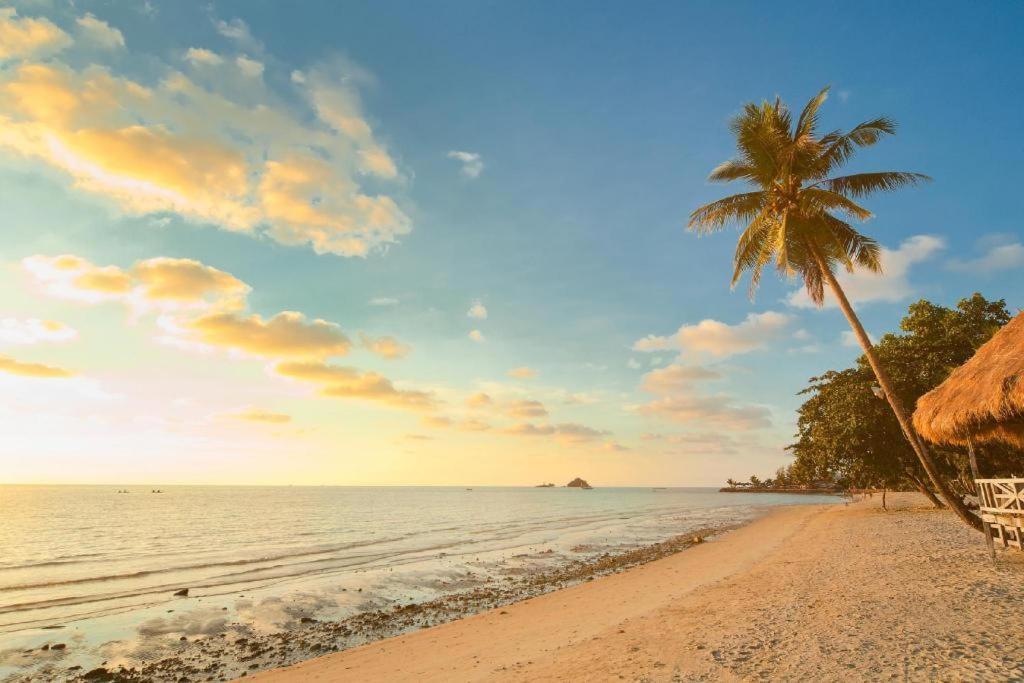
[[0, 485, 838, 678]]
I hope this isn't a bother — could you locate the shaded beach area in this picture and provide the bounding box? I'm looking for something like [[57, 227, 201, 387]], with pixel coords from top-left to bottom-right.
[[255, 493, 1024, 682]]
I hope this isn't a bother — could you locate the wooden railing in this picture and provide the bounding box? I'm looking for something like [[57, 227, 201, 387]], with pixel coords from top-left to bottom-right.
[[976, 478, 1024, 550]]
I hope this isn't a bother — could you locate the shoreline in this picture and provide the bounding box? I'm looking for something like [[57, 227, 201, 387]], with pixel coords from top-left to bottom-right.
[[250, 503, 824, 682], [18, 500, 781, 682], [252, 493, 1024, 681]]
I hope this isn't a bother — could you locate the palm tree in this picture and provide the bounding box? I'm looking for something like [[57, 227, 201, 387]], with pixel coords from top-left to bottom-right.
[[688, 87, 981, 531]]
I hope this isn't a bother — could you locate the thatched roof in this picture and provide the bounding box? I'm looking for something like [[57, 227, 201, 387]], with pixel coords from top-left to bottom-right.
[[913, 312, 1024, 447]]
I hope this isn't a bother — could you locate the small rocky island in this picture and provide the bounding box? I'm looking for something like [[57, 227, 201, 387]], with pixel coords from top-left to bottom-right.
[[535, 483, 555, 488], [566, 477, 593, 489]]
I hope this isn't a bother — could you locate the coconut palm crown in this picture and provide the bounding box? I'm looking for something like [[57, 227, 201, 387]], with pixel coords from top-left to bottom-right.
[[688, 86, 929, 304]]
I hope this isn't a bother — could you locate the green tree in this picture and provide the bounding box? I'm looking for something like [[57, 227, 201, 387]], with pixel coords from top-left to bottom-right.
[[788, 294, 1014, 505], [688, 87, 981, 530]]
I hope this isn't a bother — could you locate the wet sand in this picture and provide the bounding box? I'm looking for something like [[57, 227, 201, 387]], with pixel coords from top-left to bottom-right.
[[253, 493, 1024, 682]]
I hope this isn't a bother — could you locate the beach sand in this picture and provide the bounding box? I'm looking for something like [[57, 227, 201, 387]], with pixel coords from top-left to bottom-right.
[[252, 493, 1024, 682]]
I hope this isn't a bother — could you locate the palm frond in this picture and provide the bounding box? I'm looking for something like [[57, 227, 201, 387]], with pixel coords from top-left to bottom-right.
[[730, 102, 791, 185], [802, 260, 826, 306], [731, 213, 774, 286], [819, 214, 883, 273], [688, 191, 764, 234], [795, 86, 830, 140], [801, 188, 873, 221], [813, 117, 897, 177], [773, 211, 795, 276], [819, 171, 930, 198], [746, 225, 780, 299], [707, 159, 758, 183]]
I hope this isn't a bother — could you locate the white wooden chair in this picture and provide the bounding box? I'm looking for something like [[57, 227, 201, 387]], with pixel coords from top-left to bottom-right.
[[976, 478, 1024, 550]]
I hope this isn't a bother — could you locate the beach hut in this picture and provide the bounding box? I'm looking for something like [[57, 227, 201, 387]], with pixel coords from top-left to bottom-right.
[[913, 312, 1024, 550]]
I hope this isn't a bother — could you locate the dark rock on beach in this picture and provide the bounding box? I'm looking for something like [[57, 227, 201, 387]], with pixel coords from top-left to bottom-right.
[[173, 588, 189, 597]]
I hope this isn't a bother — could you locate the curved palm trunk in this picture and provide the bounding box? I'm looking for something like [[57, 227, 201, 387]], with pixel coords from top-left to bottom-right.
[[906, 468, 945, 509], [811, 250, 982, 532]]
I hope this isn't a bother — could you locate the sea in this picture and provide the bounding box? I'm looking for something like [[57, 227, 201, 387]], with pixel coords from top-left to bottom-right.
[[0, 485, 839, 680]]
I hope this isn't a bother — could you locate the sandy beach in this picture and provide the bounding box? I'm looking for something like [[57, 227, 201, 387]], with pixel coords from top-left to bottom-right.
[[253, 493, 1024, 682]]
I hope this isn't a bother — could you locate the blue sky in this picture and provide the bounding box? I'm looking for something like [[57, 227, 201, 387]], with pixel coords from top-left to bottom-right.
[[1, 0, 1021, 485]]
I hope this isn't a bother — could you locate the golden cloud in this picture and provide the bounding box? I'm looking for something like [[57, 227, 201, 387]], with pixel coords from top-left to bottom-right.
[[0, 354, 74, 378], [0, 16, 410, 257], [359, 333, 411, 360], [275, 360, 435, 411], [465, 392, 493, 409], [0, 9, 70, 60], [223, 407, 292, 424], [185, 312, 351, 359], [506, 366, 537, 379], [503, 422, 610, 444], [24, 254, 248, 310], [458, 418, 492, 432], [132, 258, 249, 303], [505, 399, 548, 419], [635, 364, 772, 430], [74, 268, 133, 294], [419, 415, 492, 432]]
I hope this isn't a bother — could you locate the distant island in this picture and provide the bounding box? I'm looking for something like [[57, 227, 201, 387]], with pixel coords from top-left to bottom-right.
[[535, 483, 555, 488], [566, 477, 593, 489]]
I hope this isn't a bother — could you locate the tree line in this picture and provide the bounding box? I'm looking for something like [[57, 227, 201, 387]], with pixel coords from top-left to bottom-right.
[[726, 294, 1018, 504]]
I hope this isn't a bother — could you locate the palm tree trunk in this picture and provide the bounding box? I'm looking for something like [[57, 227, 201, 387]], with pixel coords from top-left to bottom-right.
[[811, 249, 982, 532], [906, 468, 944, 509]]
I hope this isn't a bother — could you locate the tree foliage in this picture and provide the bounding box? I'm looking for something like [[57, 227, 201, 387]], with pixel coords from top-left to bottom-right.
[[784, 294, 1017, 491]]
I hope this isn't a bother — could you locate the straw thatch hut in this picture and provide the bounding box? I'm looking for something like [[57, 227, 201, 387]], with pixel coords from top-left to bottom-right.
[[913, 312, 1024, 448]]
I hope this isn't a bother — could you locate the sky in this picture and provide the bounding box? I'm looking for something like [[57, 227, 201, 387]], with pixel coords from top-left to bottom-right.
[[1, 0, 1022, 486]]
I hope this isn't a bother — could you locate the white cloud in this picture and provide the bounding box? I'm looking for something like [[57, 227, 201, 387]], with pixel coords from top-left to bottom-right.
[[0, 318, 77, 345], [447, 150, 483, 179], [185, 47, 223, 66], [787, 235, 945, 309], [235, 55, 264, 78], [368, 297, 398, 306], [633, 311, 791, 358], [626, 358, 641, 370], [468, 329, 485, 343], [948, 241, 1024, 274], [214, 18, 254, 43], [467, 300, 488, 320], [76, 14, 125, 50]]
